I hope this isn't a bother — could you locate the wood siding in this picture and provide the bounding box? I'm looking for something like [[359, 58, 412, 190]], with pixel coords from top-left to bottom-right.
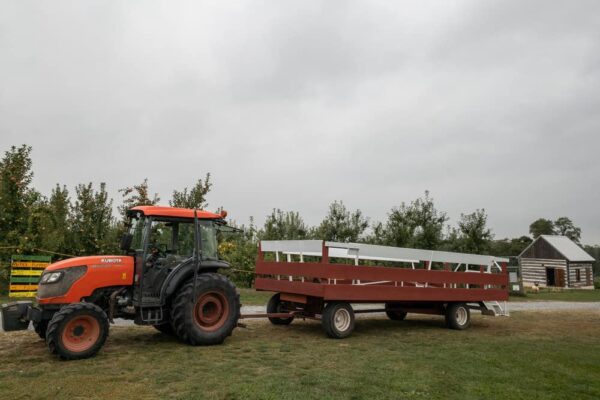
[[521, 237, 565, 260], [520, 258, 567, 288], [568, 262, 594, 288]]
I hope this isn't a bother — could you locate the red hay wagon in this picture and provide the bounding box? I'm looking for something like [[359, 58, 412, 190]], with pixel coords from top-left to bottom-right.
[[246, 240, 509, 338]]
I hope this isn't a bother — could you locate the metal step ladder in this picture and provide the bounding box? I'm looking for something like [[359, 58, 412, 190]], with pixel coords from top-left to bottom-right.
[[482, 301, 509, 316]]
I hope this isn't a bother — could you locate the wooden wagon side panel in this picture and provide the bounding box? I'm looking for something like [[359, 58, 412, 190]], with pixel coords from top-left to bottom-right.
[[255, 262, 508, 302], [322, 285, 508, 302], [255, 278, 325, 298], [256, 261, 507, 287]]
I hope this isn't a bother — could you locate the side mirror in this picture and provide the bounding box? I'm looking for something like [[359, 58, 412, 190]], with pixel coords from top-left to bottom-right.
[[120, 233, 133, 251]]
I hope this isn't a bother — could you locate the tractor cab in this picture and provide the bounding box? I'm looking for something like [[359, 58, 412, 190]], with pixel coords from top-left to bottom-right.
[[123, 206, 230, 308]]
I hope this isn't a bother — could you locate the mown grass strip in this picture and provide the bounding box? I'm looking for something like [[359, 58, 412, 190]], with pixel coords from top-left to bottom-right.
[[1, 311, 599, 399]]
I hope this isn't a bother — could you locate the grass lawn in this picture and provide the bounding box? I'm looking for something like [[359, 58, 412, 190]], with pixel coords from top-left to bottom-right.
[[237, 288, 274, 306], [1, 310, 599, 399], [510, 289, 600, 302]]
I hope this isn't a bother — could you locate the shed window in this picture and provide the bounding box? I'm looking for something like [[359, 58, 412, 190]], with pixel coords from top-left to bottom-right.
[[576, 269, 581, 282]]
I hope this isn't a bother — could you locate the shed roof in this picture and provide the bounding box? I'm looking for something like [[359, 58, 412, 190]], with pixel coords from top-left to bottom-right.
[[519, 235, 595, 262]]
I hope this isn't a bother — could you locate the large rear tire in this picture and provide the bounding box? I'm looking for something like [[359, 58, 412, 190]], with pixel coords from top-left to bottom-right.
[[322, 302, 355, 339], [153, 323, 175, 335], [46, 303, 109, 360], [267, 293, 294, 325], [171, 273, 240, 346]]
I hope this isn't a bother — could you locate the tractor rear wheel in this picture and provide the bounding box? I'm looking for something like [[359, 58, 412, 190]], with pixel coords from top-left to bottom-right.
[[45, 302, 109, 360], [171, 273, 240, 346], [267, 293, 294, 325], [153, 323, 175, 335]]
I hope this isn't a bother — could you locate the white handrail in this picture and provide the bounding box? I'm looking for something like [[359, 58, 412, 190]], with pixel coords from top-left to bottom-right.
[[261, 240, 509, 267]]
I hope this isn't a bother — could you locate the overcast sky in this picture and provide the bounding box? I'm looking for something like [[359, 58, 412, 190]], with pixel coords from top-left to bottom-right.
[[1, 1, 599, 244]]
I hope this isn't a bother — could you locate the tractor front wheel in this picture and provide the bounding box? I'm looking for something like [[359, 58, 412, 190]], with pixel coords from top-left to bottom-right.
[[45, 303, 109, 360], [33, 320, 48, 340], [171, 273, 240, 346]]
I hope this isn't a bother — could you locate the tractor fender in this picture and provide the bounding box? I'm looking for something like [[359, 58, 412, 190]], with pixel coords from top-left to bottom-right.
[[160, 259, 230, 303]]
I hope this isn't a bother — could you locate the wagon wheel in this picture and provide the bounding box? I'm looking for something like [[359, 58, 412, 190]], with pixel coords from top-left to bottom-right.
[[322, 302, 355, 339], [267, 293, 294, 325], [384, 302, 407, 321], [445, 302, 471, 330]]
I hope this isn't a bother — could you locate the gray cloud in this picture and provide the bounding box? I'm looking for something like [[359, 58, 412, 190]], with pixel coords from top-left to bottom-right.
[[1, 1, 599, 243]]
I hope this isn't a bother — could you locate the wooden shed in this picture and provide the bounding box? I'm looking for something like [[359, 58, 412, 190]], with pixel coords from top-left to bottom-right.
[[518, 235, 595, 289]]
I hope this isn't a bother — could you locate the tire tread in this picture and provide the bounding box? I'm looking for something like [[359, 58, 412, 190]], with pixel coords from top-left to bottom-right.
[[170, 273, 240, 345], [322, 302, 355, 339], [46, 302, 109, 360]]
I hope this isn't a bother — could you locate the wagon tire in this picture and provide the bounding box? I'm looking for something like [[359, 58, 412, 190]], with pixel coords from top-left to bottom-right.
[[385, 303, 407, 321], [33, 320, 48, 340], [46, 302, 109, 360], [267, 293, 294, 325], [322, 302, 355, 339], [171, 273, 240, 346], [445, 302, 471, 330]]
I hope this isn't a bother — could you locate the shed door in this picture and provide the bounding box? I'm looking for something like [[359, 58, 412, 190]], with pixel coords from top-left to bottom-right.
[[546, 268, 556, 286], [555, 269, 565, 288], [586, 268, 592, 286]]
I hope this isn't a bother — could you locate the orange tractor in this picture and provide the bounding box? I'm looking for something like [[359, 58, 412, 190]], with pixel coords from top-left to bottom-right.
[[1, 206, 240, 360]]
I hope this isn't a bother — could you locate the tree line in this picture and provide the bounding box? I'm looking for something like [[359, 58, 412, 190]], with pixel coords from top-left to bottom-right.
[[0, 144, 597, 290]]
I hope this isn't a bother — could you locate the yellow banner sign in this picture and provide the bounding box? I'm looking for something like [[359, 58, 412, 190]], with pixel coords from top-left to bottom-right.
[[9, 255, 51, 298], [11, 270, 45, 276], [11, 261, 50, 268], [10, 284, 39, 291], [9, 292, 38, 298]]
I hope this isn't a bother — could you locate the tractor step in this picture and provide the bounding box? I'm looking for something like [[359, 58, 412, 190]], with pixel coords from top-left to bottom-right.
[[140, 297, 162, 307]]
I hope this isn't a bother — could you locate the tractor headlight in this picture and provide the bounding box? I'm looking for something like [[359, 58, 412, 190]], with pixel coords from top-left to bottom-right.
[[40, 271, 63, 284], [37, 266, 87, 299]]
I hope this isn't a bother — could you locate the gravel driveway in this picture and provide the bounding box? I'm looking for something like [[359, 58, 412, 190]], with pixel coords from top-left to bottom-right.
[[2, 301, 599, 331]]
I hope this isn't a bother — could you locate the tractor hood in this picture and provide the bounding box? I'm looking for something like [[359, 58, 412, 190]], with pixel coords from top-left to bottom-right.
[[46, 255, 134, 271], [38, 255, 135, 304]]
